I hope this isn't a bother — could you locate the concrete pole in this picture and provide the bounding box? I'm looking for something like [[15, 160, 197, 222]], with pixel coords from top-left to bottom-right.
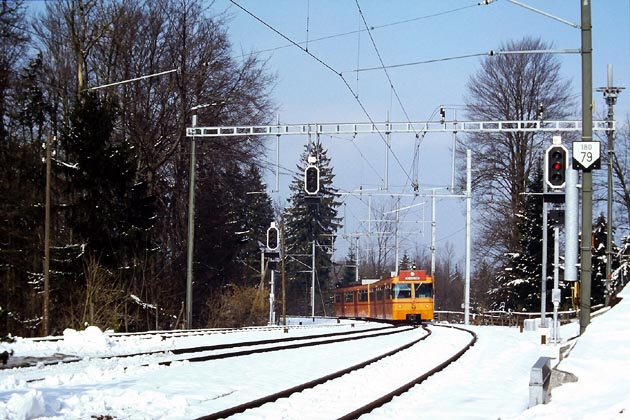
[[565, 166, 579, 282], [394, 199, 400, 275], [464, 150, 472, 325], [579, 0, 593, 334], [186, 115, 197, 329], [43, 134, 52, 336], [553, 225, 561, 343], [269, 269, 275, 325], [451, 110, 457, 192], [541, 200, 548, 328], [312, 239, 316, 319], [275, 115, 281, 193], [281, 218, 287, 331], [355, 236, 360, 283], [385, 112, 390, 191], [431, 190, 437, 277]]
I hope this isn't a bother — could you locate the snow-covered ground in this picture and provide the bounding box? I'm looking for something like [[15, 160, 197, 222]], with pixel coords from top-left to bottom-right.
[[1, 285, 629, 420]]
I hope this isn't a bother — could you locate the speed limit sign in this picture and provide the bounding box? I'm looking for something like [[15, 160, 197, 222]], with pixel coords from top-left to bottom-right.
[[572, 141, 601, 170]]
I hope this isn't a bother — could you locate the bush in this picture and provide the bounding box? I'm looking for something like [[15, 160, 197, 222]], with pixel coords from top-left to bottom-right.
[[206, 285, 268, 328]]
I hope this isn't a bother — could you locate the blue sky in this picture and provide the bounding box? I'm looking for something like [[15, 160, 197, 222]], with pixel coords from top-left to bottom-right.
[[211, 0, 630, 265], [25, 0, 630, 265], [220, 1, 629, 120]]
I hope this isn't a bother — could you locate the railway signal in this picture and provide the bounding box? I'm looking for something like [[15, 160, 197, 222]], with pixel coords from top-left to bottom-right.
[[304, 164, 320, 195], [545, 145, 568, 189], [266, 222, 279, 251]]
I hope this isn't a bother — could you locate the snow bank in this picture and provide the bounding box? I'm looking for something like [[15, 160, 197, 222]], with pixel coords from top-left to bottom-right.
[[62, 326, 109, 354], [1, 390, 45, 420]]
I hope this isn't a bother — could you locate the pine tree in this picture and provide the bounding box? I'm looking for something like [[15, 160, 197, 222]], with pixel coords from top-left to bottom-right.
[[340, 247, 358, 286], [194, 161, 274, 326], [613, 237, 630, 293], [237, 164, 275, 276], [53, 92, 156, 331], [399, 252, 412, 270], [1, 55, 49, 336], [61, 93, 147, 267], [591, 213, 620, 305], [493, 163, 552, 311], [284, 142, 342, 315]]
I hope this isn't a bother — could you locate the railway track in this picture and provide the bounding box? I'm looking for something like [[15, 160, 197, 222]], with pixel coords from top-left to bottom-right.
[[4, 322, 389, 370], [25, 318, 347, 344], [197, 324, 476, 420], [1, 321, 475, 419], [5, 323, 411, 384]]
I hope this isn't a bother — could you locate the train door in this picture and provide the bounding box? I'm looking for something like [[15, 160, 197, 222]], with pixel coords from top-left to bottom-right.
[[343, 291, 354, 317], [370, 287, 375, 318], [384, 284, 392, 319], [376, 286, 384, 318], [357, 289, 369, 318], [334, 292, 343, 317]]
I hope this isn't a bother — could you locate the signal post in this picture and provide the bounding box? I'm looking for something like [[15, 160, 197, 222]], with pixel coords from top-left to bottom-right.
[[265, 222, 280, 325], [303, 156, 320, 319], [543, 137, 568, 340]]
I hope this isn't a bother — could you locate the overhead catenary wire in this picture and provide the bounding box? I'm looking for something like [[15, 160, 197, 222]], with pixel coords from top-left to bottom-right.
[[228, 0, 475, 263], [344, 49, 580, 74], [228, 0, 415, 187], [355, 8, 362, 95], [355, 0, 415, 129], [328, 134, 385, 184], [343, 52, 489, 74], [231, 3, 479, 60], [354, 0, 424, 194]]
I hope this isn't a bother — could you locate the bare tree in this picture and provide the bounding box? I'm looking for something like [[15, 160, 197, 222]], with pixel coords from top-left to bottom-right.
[[29, 0, 275, 331], [470, 259, 498, 313], [433, 242, 463, 311], [461, 37, 575, 264], [360, 200, 398, 279], [612, 117, 630, 236]]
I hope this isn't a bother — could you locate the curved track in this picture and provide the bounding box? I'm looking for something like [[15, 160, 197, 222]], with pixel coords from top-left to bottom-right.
[[339, 324, 477, 419], [196, 324, 475, 420]]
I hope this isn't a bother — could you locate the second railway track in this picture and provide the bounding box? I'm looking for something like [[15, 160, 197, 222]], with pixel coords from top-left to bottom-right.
[[7, 323, 413, 384], [197, 324, 476, 420]]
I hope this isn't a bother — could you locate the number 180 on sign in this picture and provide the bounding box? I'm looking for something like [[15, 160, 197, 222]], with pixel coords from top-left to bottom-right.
[[572, 141, 601, 170]]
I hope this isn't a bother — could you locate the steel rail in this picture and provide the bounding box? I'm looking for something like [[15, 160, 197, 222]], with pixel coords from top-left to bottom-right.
[[196, 325, 430, 420], [337, 324, 477, 420]]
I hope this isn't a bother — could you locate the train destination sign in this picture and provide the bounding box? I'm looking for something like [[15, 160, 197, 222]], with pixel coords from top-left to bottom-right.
[[572, 141, 601, 170]]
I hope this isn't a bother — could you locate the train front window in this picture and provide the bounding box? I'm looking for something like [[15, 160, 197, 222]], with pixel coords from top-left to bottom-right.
[[345, 292, 354, 302], [392, 283, 412, 299], [415, 283, 433, 298]]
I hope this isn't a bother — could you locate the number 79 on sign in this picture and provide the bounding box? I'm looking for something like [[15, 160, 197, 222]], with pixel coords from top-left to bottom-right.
[[572, 141, 601, 171]]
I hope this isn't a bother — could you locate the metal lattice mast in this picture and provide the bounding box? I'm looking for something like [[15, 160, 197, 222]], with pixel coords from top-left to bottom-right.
[[597, 65, 624, 305], [187, 120, 610, 138]]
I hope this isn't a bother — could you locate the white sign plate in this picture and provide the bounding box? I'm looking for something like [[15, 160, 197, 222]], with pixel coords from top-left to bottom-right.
[[572, 141, 601, 170]]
